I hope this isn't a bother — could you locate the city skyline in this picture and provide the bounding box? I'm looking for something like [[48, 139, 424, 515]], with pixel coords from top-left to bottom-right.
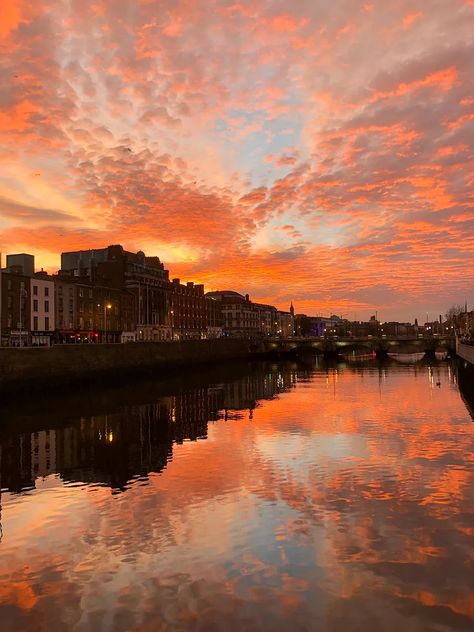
[[1, 1, 473, 321]]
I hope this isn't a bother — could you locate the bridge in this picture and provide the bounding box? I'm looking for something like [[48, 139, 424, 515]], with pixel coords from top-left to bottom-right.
[[258, 335, 455, 358]]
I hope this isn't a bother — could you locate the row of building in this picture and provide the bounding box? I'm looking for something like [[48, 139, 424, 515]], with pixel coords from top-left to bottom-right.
[[0, 245, 295, 346]]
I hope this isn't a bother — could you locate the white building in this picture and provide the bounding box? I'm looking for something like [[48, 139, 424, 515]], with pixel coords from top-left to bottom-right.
[[31, 274, 55, 346]]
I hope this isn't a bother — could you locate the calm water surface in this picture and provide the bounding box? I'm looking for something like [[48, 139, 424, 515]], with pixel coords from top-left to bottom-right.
[[0, 358, 473, 631]]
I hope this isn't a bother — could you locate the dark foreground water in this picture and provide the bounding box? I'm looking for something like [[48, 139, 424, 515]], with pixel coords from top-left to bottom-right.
[[0, 358, 473, 632]]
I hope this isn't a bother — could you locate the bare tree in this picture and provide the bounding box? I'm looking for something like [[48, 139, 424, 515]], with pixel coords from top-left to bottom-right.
[[445, 304, 464, 321], [445, 304, 466, 332]]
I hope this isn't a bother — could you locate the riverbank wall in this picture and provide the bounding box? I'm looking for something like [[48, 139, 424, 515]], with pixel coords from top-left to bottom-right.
[[0, 339, 267, 391], [456, 341, 474, 365]]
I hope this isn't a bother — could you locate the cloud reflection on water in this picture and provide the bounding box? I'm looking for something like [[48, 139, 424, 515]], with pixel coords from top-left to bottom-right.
[[0, 360, 473, 631]]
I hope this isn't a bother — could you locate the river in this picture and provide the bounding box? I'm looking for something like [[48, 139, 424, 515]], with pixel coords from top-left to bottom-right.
[[0, 357, 473, 631]]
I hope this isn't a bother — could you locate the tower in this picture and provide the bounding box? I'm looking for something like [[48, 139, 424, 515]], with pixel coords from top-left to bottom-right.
[[290, 302, 294, 316]]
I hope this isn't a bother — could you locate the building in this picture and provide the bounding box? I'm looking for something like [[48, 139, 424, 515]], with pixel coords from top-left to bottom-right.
[[0, 265, 31, 346], [253, 302, 279, 336], [6, 253, 34, 277], [206, 295, 224, 338], [53, 271, 136, 343], [205, 291, 294, 338], [206, 291, 260, 337], [277, 311, 295, 337], [60, 245, 221, 341], [54, 277, 77, 339], [169, 279, 222, 340], [1, 253, 56, 346], [31, 272, 55, 346]]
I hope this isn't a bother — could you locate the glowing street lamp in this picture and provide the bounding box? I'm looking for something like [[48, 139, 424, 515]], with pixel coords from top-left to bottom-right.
[[103, 302, 112, 343]]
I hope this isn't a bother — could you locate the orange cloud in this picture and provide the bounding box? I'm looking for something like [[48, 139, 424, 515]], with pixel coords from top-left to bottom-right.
[[403, 11, 423, 28], [0, 0, 22, 39], [0, 0, 473, 320], [370, 67, 459, 102]]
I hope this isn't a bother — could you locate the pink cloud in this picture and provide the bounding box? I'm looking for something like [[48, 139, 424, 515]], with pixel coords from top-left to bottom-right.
[[0, 0, 473, 320]]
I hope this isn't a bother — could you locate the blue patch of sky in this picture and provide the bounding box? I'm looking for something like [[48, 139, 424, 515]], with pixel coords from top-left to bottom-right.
[[214, 108, 306, 189]]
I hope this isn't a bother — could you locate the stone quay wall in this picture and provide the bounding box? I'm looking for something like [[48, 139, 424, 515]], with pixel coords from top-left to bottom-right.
[[456, 341, 474, 365], [0, 339, 266, 390]]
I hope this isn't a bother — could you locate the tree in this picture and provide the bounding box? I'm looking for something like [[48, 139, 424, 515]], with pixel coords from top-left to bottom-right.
[[445, 304, 465, 329]]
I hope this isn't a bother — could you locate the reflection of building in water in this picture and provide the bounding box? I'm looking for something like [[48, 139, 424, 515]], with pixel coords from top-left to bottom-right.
[[0, 365, 298, 493], [170, 388, 209, 443], [0, 432, 34, 493], [214, 368, 297, 420], [56, 408, 173, 490], [31, 430, 56, 479]]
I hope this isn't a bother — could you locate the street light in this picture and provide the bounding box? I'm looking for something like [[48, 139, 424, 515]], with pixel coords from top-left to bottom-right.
[[104, 302, 112, 343], [19, 287, 27, 347]]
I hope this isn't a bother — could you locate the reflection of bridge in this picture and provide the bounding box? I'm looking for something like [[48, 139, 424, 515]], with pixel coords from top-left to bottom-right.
[[260, 335, 455, 358]]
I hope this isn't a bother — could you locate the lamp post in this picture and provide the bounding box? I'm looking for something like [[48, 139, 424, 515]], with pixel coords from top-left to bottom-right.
[[19, 287, 27, 347], [104, 302, 112, 343]]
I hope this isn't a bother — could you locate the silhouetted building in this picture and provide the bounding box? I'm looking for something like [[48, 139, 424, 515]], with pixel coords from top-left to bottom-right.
[[61, 245, 221, 341], [6, 253, 34, 277], [0, 268, 31, 346]]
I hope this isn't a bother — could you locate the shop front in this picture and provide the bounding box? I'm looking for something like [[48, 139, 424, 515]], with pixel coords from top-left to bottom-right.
[[31, 331, 54, 346]]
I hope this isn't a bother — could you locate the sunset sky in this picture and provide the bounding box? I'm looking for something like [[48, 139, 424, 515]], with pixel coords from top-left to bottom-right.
[[1, 0, 473, 321]]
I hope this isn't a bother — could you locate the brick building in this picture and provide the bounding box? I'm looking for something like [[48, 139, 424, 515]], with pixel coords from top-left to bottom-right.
[[205, 291, 294, 338], [0, 268, 31, 346], [60, 245, 222, 341]]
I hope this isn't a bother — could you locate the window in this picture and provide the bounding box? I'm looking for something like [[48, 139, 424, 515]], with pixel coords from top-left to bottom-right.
[[45, 317, 49, 331], [33, 299, 38, 312], [45, 287, 49, 297], [7, 315, 12, 327], [79, 288, 84, 298], [33, 285, 38, 295], [59, 298, 63, 309], [44, 300, 49, 313], [7, 279, 12, 290], [79, 302, 83, 313], [33, 316, 38, 330], [89, 289, 93, 298], [7, 296, 12, 309]]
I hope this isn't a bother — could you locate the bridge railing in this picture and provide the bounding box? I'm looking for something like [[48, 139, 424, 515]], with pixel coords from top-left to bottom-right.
[[266, 334, 451, 342]]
